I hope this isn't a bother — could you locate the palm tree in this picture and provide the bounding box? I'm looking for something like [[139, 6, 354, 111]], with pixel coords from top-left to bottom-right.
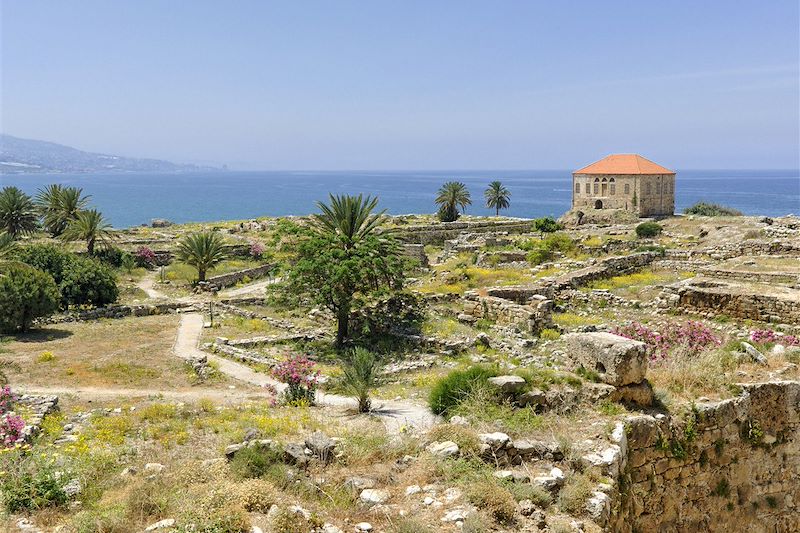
[[435, 181, 471, 222], [176, 231, 228, 282], [61, 209, 114, 255], [312, 194, 387, 249], [484, 181, 511, 216], [0, 186, 38, 238], [0, 232, 16, 259], [341, 347, 383, 412], [36, 184, 90, 236]]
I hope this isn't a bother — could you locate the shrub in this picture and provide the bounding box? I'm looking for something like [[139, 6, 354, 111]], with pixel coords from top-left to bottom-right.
[[134, 246, 157, 268], [466, 479, 516, 524], [558, 472, 594, 514], [14, 244, 71, 284], [0, 385, 15, 414], [340, 347, 382, 412], [0, 413, 25, 447], [249, 241, 265, 259], [533, 217, 563, 233], [94, 247, 131, 268], [59, 256, 119, 308], [635, 221, 663, 238], [612, 320, 721, 361], [428, 366, 498, 416], [230, 445, 283, 479], [750, 329, 800, 346], [271, 355, 319, 405], [539, 328, 561, 340], [684, 202, 742, 216], [0, 451, 71, 512], [0, 262, 60, 333], [523, 232, 576, 265]]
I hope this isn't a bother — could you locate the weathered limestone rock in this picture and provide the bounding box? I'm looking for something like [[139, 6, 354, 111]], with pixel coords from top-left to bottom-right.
[[610, 380, 655, 406], [427, 440, 460, 458], [488, 375, 527, 394], [741, 342, 768, 365], [563, 332, 647, 386], [305, 431, 336, 462], [359, 488, 390, 506]]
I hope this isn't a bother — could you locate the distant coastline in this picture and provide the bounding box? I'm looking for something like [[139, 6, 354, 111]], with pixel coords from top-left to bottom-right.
[[3, 169, 798, 229]]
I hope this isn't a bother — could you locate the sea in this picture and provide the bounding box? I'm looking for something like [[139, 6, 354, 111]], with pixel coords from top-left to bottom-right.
[[2, 169, 799, 229]]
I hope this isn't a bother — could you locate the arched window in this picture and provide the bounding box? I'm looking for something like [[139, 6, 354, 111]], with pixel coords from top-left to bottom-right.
[[601, 177, 607, 182], [593, 181, 599, 194]]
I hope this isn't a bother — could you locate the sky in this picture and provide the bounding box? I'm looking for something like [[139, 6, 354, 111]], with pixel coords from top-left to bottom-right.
[[1, 1, 799, 170]]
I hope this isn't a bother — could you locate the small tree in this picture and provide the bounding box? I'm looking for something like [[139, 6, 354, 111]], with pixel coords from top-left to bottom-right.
[[0, 187, 37, 238], [484, 181, 510, 216], [35, 185, 90, 237], [176, 231, 228, 282], [341, 347, 382, 412], [0, 262, 60, 333], [435, 182, 471, 222], [61, 209, 114, 255], [533, 217, 563, 234]]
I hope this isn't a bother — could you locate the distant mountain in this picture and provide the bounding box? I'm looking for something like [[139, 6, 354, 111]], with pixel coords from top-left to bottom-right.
[[0, 134, 217, 174]]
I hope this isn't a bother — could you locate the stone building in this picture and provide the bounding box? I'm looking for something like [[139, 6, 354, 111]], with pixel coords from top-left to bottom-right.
[[572, 154, 675, 217]]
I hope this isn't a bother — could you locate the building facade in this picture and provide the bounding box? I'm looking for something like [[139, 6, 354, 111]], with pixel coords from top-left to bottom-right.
[[572, 154, 675, 217]]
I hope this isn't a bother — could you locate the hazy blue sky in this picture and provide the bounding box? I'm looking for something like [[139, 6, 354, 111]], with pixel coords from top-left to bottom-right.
[[2, 1, 798, 170]]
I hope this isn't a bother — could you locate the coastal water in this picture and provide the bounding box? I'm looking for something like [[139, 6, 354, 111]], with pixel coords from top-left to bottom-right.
[[2, 169, 798, 228]]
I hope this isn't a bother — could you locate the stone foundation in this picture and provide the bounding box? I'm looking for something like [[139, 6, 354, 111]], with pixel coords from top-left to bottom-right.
[[197, 264, 273, 291], [386, 220, 534, 245], [462, 292, 553, 333], [656, 278, 800, 325]]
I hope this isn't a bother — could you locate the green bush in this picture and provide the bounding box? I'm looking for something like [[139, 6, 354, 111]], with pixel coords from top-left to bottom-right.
[[635, 222, 663, 238], [684, 202, 742, 217], [15, 244, 118, 308], [533, 217, 563, 233], [340, 347, 382, 413], [94, 246, 133, 268], [428, 365, 498, 415], [59, 256, 119, 308], [229, 445, 283, 479], [0, 262, 60, 333], [523, 232, 575, 265], [0, 452, 71, 512]]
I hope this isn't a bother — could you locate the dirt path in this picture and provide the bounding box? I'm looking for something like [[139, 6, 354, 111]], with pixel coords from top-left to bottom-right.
[[218, 276, 282, 298], [17, 385, 263, 404], [175, 313, 439, 433], [136, 274, 169, 299]]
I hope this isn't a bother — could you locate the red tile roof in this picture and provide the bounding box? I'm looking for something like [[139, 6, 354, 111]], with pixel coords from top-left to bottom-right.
[[574, 154, 674, 175]]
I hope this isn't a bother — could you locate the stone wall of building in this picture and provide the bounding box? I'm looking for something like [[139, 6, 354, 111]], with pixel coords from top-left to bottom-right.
[[571, 174, 675, 216], [609, 381, 800, 533]]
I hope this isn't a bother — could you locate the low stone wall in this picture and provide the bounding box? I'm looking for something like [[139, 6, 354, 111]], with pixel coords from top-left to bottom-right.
[[462, 292, 553, 333], [386, 220, 534, 245], [546, 251, 659, 292], [656, 278, 800, 325], [698, 267, 800, 285], [609, 381, 800, 532], [198, 264, 273, 291], [42, 302, 197, 324], [16, 394, 59, 442], [476, 250, 528, 266], [401, 244, 429, 268]]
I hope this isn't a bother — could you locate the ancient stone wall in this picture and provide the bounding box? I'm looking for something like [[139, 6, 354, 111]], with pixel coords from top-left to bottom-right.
[[462, 292, 553, 333], [549, 251, 658, 291], [198, 264, 273, 291], [609, 381, 800, 533], [41, 302, 197, 323], [656, 278, 800, 325], [385, 220, 534, 245], [698, 268, 800, 285]]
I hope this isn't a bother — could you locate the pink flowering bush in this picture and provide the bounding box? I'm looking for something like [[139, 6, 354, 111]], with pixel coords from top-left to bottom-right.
[[612, 320, 721, 361], [249, 242, 265, 260], [0, 386, 16, 414], [134, 246, 157, 268], [271, 355, 319, 405], [750, 329, 800, 347], [0, 413, 25, 447]]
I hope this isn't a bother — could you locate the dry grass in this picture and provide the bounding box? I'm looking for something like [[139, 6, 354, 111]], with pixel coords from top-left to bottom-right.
[[4, 316, 229, 390]]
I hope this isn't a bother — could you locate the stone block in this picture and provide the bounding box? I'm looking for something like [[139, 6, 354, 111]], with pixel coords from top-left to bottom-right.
[[564, 332, 647, 386]]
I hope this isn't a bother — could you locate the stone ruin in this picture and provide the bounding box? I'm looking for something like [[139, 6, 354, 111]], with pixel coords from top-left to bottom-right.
[[460, 289, 554, 334]]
